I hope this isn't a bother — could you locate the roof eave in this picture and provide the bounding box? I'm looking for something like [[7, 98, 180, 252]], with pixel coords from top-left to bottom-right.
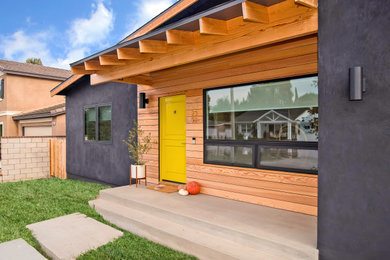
[[13, 113, 52, 121], [3, 70, 69, 81]]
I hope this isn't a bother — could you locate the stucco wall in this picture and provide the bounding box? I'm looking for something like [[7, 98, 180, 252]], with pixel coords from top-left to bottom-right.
[[318, 1, 390, 259], [64, 76, 137, 186], [1, 137, 64, 183], [52, 113, 66, 136], [3, 74, 64, 111], [0, 74, 65, 136]]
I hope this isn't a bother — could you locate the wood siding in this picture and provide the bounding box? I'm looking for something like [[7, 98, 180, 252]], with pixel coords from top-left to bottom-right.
[[139, 35, 318, 216]]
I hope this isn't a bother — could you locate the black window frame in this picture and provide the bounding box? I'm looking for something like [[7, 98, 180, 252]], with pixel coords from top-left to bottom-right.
[[203, 74, 318, 175], [0, 78, 4, 99], [83, 103, 112, 144]]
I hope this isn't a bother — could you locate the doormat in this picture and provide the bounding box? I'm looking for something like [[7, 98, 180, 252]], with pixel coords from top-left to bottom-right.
[[147, 184, 178, 193]]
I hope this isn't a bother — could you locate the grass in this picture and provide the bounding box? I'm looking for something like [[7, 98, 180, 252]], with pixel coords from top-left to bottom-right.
[[0, 178, 196, 260]]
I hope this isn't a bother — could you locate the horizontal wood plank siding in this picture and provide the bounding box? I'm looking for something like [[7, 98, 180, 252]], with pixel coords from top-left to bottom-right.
[[139, 35, 318, 215]]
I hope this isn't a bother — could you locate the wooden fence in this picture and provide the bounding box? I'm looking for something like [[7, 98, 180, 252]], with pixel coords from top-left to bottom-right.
[[49, 139, 67, 179]]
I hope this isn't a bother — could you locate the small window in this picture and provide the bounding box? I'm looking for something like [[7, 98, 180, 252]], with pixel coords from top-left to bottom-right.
[[258, 146, 318, 172], [84, 104, 112, 142], [98, 106, 111, 141], [0, 79, 4, 99], [84, 107, 96, 141], [205, 144, 253, 167]]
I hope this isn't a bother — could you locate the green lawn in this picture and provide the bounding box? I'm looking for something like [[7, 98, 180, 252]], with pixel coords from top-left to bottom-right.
[[0, 178, 196, 260]]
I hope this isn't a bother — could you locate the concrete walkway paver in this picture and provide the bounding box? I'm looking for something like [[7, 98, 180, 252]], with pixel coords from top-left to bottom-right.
[[27, 212, 123, 260], [0, 238, 46, 260]]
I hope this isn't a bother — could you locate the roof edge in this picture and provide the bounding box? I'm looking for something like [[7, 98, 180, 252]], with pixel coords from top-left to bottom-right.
[[3, 69, 69, 81], [13, 113, 52, 121], [119, 0, 198, 43], [70, 0, 243, 67]]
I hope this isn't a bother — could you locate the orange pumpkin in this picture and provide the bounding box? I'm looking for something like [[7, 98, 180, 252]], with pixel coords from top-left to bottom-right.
[[187, 181, 200, 195]]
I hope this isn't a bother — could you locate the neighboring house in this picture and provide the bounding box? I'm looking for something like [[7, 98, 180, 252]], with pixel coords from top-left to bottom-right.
[[12, 103, 66, 136], [0, 59, 70, 137], [52, 75, 137, 185], [51, 0, 390, 259]]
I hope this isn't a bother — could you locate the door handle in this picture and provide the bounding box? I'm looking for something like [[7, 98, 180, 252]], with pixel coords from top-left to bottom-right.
[[181, 142, 187, 145]]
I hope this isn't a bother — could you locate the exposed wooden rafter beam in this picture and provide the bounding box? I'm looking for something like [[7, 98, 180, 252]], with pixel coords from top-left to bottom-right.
[[199, 17, 228, 35], [166, 30, 195, 45], [115, 75, 152, 86], [242, 1, 269, 23], [295, 0, 318, 8], [71, 65, 96, 75], [266, 0, 312, 22], [139, 40, 168, 54], [99, 54, 127, 66], [84, 60, 112, 71], [117, 48, 142, 60], [90, 10, 317, 85]]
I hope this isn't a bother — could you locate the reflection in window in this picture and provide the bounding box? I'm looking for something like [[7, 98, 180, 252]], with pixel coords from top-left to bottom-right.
[[259, 147, 318, 171], [206, 145, 253, 166], [98, 106, 111, 141], [206, 76, 318, 142], [84, 108, 96, 141], [204, 76, 318, 174]]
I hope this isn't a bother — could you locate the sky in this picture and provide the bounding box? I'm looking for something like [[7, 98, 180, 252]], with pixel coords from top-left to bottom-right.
[[0, 0, 176, 69]]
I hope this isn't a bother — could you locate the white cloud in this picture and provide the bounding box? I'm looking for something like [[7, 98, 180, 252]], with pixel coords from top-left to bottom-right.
[[0, 30, 55, 65], [68, 1, 114, 47], [124, 0, 176, 37], [0, 0, 114, 69]]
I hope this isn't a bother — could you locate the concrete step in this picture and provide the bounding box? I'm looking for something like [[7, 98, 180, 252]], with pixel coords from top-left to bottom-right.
[[90, 188, 318, 260], [90, 199, 292, 260]]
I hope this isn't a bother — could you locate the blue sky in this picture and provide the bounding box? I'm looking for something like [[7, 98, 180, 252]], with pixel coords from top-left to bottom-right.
[[0, 0, 176, 69]]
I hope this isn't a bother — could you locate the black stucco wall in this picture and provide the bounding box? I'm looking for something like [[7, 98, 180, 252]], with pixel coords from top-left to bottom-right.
[[64, 76, 137, 186], [318, 1, 390, 259]]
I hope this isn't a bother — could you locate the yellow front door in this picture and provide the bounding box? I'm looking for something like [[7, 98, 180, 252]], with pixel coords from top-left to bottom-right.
[[160, 95, 186, 183]]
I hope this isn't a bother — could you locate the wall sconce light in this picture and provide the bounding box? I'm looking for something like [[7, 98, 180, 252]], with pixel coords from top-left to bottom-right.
[[139, 92, 149, 109], [349, 66, 366, 101]]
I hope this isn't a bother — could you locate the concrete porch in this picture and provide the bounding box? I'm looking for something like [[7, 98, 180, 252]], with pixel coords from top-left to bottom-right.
[[89, 185, 318, 260]]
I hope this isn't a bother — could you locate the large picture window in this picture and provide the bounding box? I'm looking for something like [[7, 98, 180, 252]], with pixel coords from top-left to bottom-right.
[[204, 76, 318, 174], [84, 104, 112, 142]]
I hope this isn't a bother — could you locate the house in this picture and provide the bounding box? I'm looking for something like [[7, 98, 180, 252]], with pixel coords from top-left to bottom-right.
[[51, 0, 390, 259], [0, 59, 70, 136], [51, 75, 137, 186], [12, 103, 66, 136]]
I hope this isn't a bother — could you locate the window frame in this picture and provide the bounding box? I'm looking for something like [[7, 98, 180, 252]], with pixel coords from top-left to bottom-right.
[[0, 78, 4, 100], [83, 102, 112, 144], [203, 74, 318, 175]]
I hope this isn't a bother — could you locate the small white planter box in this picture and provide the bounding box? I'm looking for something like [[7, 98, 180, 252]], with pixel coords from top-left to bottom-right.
[[131, 165, 146, 179]]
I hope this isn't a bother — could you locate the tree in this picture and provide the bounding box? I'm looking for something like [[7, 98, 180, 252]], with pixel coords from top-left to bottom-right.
[[26, 58, 43, 65]]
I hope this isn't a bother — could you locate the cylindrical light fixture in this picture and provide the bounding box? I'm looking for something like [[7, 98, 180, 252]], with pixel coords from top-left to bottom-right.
[[139, 92, 149, 109], [349, 66, 364, 101]]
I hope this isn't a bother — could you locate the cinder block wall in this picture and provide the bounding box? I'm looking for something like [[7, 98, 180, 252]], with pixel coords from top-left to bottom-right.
[[1, 137, 65, 183]]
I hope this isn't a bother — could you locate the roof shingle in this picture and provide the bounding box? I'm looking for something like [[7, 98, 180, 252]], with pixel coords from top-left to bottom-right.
[[0, 59, 71, 80]]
